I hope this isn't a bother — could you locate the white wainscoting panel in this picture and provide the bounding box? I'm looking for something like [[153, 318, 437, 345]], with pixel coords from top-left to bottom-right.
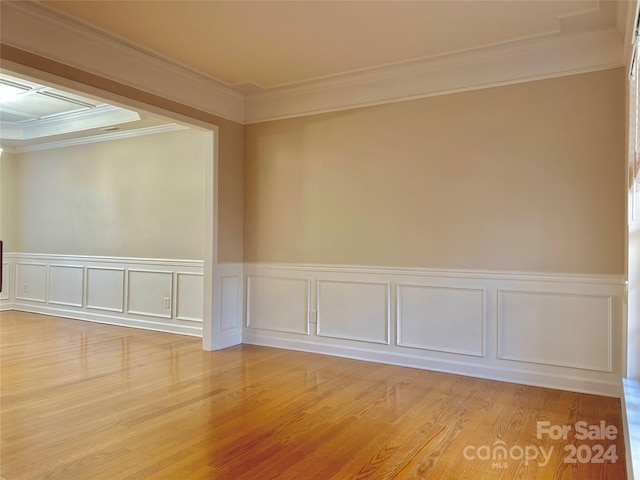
[[1, 262, 10, 300], [220, 276, 240, 332], [127, 269, 173, 319], [49, 265, 84, 307], [397, 284, 485, 356], [247, 275, 310, 335], [176, 272, 204, 322], [2, 254, 204, 336], [15, 263, 46, 302], [317, 280, 389, 344], [498, 290, 612, 372], [86, 267, 125, 313], [211, 263, 244, 349], [243, 263, 625, 397]]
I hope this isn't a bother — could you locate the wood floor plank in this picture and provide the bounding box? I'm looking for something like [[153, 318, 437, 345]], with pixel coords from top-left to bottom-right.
[[0, 312, 627, 479]]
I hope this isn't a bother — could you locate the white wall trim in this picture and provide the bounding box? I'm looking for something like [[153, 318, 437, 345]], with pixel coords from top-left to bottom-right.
[[1, 261, 11, 301], [3, 302, 203, 337], [3, 123, 189, 154], [1, 105, 141, 141], [176, 272, 204, 323], [397, 284, 486, 357], [48, 264, 84, 308], [244, 28, 625, 123], [246, 275, 311, 335], [1, 253, 204, 337], [211, 262, 244, 349], [2, 256, 627, 396], [126, 269, 173, 319], [242, 331, 622, 398], [243, 262, 625, 397], [14, 262, 47, 303], [317, 279, 390, 345], [6, 253, 204, 268], [85, 266, 125, 313], [497, 290, 614, 373], [243, 262, 625, 285]]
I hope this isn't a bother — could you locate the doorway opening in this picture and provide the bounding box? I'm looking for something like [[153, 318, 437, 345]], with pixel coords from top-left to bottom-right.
[[0, 62, 218, 350]]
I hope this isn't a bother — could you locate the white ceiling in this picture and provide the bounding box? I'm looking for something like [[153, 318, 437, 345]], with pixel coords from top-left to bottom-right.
[[41, 0, 628, 93]]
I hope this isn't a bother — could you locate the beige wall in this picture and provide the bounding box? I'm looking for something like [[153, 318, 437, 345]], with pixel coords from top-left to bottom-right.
[[0, 151, 18, 251], [12, 129, 205, 259], [217, 118, 244, 263], [0, 45, 245, 264], [245, 68, 625, 274]]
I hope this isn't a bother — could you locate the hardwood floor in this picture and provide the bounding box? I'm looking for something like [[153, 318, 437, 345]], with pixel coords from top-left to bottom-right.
[[0, 311, 626, 479]]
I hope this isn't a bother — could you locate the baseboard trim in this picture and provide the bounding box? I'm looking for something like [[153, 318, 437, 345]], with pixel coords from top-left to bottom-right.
[[243, 331, 621, 398], [6, 303, 202, 337]]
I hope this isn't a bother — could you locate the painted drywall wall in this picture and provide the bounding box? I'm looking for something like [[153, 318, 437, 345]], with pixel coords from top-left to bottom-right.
[[0, 151, 18, 251], [244, 68, 625, 275], [0, 45, 245, 264], [13, 128, 205, 259], [217, 118, 244, 263]]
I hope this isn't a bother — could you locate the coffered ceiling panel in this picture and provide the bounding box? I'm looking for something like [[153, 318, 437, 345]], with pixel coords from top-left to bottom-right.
[[0, 72, 180, 151]]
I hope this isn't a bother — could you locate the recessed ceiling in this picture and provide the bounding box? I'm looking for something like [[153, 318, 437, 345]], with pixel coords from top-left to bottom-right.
[[0, 72, 182, 151], [41, 0, 624, 92]]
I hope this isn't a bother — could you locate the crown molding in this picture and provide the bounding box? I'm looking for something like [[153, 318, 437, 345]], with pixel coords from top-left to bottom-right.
[[245, 27, 625, 123], [0, 1, 629, 126], [1, 123, 188, 154], [0, 1, 245, 124]]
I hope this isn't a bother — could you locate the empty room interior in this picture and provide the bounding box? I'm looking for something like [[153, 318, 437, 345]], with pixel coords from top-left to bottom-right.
[[1, 1, 640, 479]]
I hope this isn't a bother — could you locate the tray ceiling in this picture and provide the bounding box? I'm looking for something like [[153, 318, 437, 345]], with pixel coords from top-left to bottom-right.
[[0, 72, 181, 151]]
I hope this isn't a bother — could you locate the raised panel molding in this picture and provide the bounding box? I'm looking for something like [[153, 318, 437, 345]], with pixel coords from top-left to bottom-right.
[[212, 263, 244, 349], [317, 280, 389, 344], [397, 284, 485, 357], [2, 256, 626, 396], [220, 276, 240, 332], [48, 265, 84, 307], [127, 270, 173, 319], [243, 263, 625, 397], [3, 254, 205, 336], [246, 275, 310, 335], [176, 272, 204, 322], [86, 267, 125, 313], [1, 262, 10, 300], [498, 290, 613, 372], [15, 263, 47, 302]]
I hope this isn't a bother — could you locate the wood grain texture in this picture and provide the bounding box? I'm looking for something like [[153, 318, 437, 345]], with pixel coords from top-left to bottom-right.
[[0, 312, 626, 479]]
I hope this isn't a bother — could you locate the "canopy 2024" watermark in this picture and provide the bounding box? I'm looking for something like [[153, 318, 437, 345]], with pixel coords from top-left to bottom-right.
[[463, 420, 618, 469]]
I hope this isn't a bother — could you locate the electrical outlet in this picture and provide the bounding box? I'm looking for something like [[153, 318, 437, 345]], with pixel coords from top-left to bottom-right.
[[23, 283, 27, 294], [309, 309, 317, 324], [163, 297, 171, 309]]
